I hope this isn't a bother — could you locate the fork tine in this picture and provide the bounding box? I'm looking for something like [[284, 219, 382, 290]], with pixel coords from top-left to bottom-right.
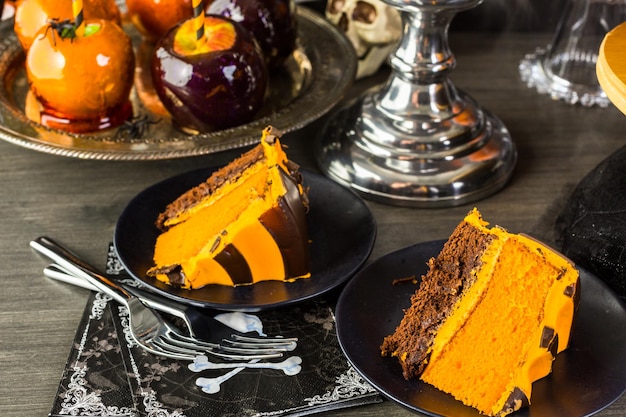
[[158, 336, 284, 361], [232, 334, 298, 343], [131, 336, 198, 361], [153, 337, 207, 357], [220, 336, 297, 351], [203, 350, 284, 361], [166, 330, 221, 349], [171, 331, 295, 352], [211, 345, 287, 357], [167, 326, 295, 351], [148, 340, 199, 360], [165, 332, 286, 359], [152, 337, 202, 356], [221, 340, 297, 352], [132, 322, 286, 361]]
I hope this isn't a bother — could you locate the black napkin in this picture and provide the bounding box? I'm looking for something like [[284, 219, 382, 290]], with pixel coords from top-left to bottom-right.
[[556, 145, 626, 299], [49, 291, 137, 417], [49, 245, 382, 417]]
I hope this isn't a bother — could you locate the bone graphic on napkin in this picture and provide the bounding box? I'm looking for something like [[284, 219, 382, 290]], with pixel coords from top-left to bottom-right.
[[213, 311, 267, 336], [190, 355, 302, 375], [192, 357, 302, 394], [191, 312, 301, 394], [194, 361, 258, 394]]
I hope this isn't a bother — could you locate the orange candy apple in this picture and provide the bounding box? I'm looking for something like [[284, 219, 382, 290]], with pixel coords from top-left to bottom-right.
[[126, 0, 193, 42], [26, 18, 135, 133], [151, 15, 268, 133], [13, 0, 121, 50]]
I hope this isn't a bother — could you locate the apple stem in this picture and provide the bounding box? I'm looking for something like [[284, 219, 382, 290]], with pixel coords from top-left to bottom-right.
[[192, 0, 207, 48], [72, 0, 83, 29]]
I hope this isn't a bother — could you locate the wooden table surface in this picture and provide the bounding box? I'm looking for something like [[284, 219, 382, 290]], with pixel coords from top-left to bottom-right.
[[1, 30, 624, 417]]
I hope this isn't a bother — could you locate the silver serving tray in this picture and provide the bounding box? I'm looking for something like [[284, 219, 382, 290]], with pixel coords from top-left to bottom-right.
[[0, 7, 356, 160]]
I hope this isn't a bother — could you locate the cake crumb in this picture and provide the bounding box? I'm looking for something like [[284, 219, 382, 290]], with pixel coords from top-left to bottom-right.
[[392, 275, 418, 285]]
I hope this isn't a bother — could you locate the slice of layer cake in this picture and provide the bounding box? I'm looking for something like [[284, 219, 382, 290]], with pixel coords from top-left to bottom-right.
[[380, 208, 580, 417], [147, 126, 310, 289]]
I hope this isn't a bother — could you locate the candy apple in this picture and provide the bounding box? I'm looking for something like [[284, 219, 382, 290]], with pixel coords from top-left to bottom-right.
[[1, 1, 14, 21], [13, 0, 121, 50], [134, 39, 170, 118], [26, 18, 135, 133], [126, 0, 193, 42], [151, 15, 268, 133], [206, 0, 297, 69]]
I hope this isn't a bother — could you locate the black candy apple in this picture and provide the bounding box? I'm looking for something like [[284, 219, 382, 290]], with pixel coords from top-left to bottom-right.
[[151, 15, 268, 133], [206, 0, 297, 69]]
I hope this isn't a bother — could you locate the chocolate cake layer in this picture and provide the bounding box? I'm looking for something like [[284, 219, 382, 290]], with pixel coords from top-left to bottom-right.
[[380, 220, 494, 380], [156, 145, 265, 230]]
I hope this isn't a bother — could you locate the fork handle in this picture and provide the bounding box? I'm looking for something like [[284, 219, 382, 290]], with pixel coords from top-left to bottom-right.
[[30, 236, 131, 306], [43, 263, 195, 329]]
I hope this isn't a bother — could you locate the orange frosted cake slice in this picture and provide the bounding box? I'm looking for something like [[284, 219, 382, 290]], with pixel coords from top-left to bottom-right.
[[147, 126, 310, 289], [381, 208, 580, 417]]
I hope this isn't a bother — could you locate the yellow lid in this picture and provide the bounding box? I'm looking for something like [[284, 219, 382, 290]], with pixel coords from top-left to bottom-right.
[[597, 22, 626, 115]]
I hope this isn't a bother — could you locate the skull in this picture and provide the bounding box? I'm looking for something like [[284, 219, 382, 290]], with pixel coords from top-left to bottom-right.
[[326, 0, 402, 79]]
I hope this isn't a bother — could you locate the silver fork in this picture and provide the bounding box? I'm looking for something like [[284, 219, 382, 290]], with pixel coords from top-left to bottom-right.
[[30, 236, 296, 361], [44, 263, 203, 337], [43, 263, 297, 351]]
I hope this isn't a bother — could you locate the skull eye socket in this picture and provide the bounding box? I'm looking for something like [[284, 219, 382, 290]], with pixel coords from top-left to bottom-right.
[[338, 13, 349, 32], [352, 1, 377, 24], [327, 0, 345, 15]]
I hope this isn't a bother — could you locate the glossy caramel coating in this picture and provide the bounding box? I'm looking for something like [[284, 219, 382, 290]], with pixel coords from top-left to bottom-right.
[[26, 19, 135, 132], [151, 16, 267, 133], [14, 0, 121, 51], [206, 0, 297, 69], [126, 0, 193, 42]]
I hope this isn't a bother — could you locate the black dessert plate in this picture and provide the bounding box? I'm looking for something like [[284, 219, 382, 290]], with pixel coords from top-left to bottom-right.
[[114, 169, 376, 312], [336, 240, 626, 417]]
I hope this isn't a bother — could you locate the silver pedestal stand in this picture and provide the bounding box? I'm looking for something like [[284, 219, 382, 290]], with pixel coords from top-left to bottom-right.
[[316, 0, 517, 207]]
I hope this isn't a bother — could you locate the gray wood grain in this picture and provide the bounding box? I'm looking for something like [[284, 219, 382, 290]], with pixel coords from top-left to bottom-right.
[[0, 31, 624, 416]]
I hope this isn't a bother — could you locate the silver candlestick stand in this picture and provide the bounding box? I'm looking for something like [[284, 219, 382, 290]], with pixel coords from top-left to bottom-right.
[[316, 0, 517, 207]]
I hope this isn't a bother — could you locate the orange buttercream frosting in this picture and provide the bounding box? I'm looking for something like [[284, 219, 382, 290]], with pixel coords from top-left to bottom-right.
[[381, 208, 580, 417], [148, 126, 310, 289]]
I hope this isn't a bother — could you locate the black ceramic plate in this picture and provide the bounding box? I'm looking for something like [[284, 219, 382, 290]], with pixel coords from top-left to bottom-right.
[[336, 240, 626, 417], [114, 169, 376, 312]]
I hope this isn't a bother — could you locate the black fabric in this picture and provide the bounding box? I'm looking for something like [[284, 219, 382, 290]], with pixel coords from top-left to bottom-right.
[[556, 145, 626, 299]]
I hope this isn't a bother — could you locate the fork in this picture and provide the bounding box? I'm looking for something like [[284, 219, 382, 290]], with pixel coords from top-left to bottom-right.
[[43, 263, 297, 352], [44, 262, 204, 337], [30, 236, 295, 361]]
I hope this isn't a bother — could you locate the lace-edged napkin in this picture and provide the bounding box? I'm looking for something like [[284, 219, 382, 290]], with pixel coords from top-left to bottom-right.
[[49, 245, 381, 417]]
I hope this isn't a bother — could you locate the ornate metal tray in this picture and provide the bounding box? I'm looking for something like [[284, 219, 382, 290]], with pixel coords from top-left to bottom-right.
[[0, 7, 356, 160]]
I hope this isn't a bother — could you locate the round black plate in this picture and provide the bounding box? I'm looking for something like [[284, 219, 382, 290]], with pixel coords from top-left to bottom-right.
[[336, 240, 626, 417], [114, 169, 376, 312]]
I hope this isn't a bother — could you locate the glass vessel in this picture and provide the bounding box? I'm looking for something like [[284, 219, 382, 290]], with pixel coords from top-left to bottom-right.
[[520, 0, 626, 107]]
